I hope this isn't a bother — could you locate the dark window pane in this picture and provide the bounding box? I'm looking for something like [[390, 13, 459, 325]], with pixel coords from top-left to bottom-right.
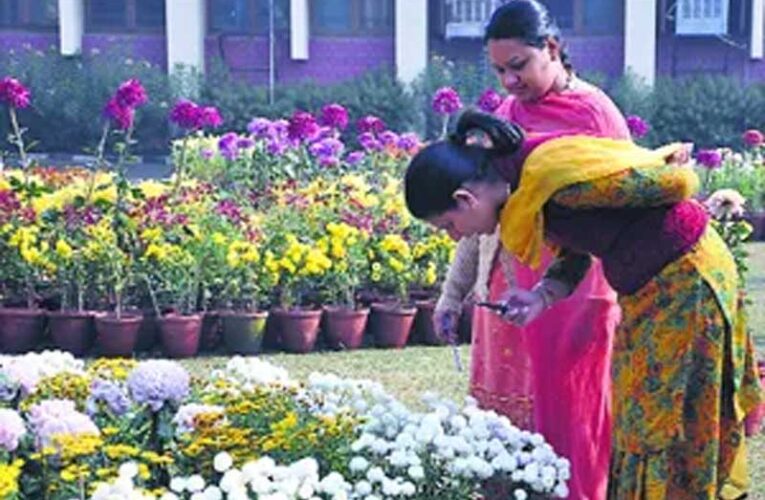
[[28, 0, 58, 26], [582, 0, 622, 34], [136, 0, 166, 28], [544, 0, 574, 30], [210, 0, 252, 32], [313, 0, 352, 34], [359, 0, 393, 32], [88, 0, 128, 28], [254, 0, 290, 33], [0, 0, 20, 27]]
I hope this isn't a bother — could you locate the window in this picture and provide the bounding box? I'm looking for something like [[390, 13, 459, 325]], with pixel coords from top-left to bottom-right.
[[208, 0, 289, 34], [312, 0, 393, 35], [0, 0, 58, 29], [86, 0, 166, 32], [546, 0, 622, 36], [545, 0, 574, 31], [676, 0, 729, 35]]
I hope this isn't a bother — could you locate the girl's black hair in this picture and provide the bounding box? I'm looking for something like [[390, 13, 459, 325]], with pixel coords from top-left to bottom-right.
[[484, 0, 572, 70], [404, 110, 524, 220]]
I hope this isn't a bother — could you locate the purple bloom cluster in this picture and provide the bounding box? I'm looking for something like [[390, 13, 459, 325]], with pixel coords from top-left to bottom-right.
[[379, 130, 399, 148], [247, 117, 292, 156], [215, 199, 246, 225], [743, 129, 764, 147], [0, 408, 25, 452], [127, 360, 190, 412], [169, 99, 223, 131], [0, 77, 31, 109], [356, 115, 386, 135], [320, 103, 349, 130], [28, 399, 99, 448], [288, 110, 320, 142], [432, 87, 463, 115], [358, 132, 383, 152], [626, 115, 649, 139], [309, 137, 345, 167], [86, 378, 132, 417], [696, 149, 723, 169], [477, 88, 502, 113], [396, 132, 421, 154], [346, 151, 366, 165], [103, 78, 148, 131]]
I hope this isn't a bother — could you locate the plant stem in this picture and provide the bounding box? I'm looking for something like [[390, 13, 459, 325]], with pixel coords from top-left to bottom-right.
[[8, 107, 27, 169], [173, 135, 189, 196]]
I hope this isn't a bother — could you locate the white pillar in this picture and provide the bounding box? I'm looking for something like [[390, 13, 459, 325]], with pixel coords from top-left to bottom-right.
[[752, 0, 764, 59], [623, 0, 657, 86], [166, 0, 206, 81], [290, 0, 309, 60], [395, 0, 427, 85], [58, 0, 84, 56]]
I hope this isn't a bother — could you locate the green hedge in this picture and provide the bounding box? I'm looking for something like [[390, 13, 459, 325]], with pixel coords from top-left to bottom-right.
[[2, 46, 765, 156]]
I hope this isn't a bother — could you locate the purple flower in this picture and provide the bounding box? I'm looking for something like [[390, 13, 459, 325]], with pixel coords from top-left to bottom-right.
[[200, 148, 215, 160], [248, 117, 273, 138], [172, 403, 224, 436], [267, 138, 289, 156], [356, 115, 386, 135], [288, 110, 320, 142], [271, 119, 290, 138], [127, 360, 190, 412], [358, 132, 383, 152], [309, 137, 345, 159], [743, 129, 764, 148], [28, 399, 99, 448], [626, 115, 649, 139], [103, 96, 135, 130], [115, 78, 148, 109], [0, 76, 31, 109], [313, 126, 338, 142], [218, 132, 240, 161], [169, 99, 203, 130], [0, 409, 25, 452], [201, 106, 223, 128], [320, 103, 349, 130], [86, 379, 132, 417], [397, 132, 421, 153], [432, 87, 463, 115], [215, 199, 245, 224], [236, 136, 255, 149], [379, 130, 399, 148], [477, 88, 502, 113], [346, 151, 366, 165], [696, 149, 723, 169]]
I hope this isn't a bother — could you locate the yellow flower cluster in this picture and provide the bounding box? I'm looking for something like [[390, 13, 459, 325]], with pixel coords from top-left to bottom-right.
[[21, 372, 91, 412], [226, 240, 260, 268], [278, 234, 332, 277], [87, 358, 138, 381], [0, 460, 23, 499], [9, 226, 54, 271]]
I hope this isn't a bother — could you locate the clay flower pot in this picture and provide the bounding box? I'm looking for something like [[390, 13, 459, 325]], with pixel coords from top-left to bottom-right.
[[0, 307, 46, 353], [272, 308, 322, 354], [368, 303, 416, 349], [94, 312, 142, 357], [48, 310, 97, 356], [221, 310, 268, 354], [158, 313, 202, 358], [322, 306, 369, 350]]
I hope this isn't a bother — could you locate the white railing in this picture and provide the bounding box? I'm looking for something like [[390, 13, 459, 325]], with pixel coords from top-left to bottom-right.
[[445, 0, 505, 38]]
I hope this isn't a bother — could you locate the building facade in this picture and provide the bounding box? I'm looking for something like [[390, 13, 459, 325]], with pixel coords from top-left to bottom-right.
[[0, 0, 763, 86]]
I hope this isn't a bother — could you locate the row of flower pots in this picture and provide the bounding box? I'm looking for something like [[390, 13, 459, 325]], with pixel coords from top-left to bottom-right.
[[0, 301, 474, 358]]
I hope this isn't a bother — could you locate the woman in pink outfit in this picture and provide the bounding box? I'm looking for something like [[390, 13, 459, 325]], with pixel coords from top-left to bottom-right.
[[434, 2, 629, 498]]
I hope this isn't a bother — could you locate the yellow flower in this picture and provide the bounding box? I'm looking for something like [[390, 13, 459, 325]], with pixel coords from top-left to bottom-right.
[[424, 262, 438, 286], [55, 239, 74, 260], [140, 227, 163, 242], [0, 460, 23, 498], [212, 232, 227, 246], [138, 180, 168, 199], [144, 243, 167, 261], [388, 257, 405, 273]]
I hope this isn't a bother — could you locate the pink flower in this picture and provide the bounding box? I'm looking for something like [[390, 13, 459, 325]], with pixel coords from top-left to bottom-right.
[[356, 115, 386, 135], [696, 149, 723, 169], [432, 87, 463, 115], [0, 77, 31, 109], [103, 96, 135, 130], [169, 99, 202, 130], [201, 106, 223, 128], [704, 188, 747, 219], [742, 129, 764, 148], [477, 88, 502, 113], [288, 110, 319, 142], [626, 115, 649, 139], [320, 103, 349, 130], [115, 78, 148, 108]]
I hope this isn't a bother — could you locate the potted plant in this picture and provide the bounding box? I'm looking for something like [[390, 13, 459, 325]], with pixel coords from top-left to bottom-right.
[[367, 232, 417, 349], [410, 230, 455, 345], [318, 221, 370, 350]]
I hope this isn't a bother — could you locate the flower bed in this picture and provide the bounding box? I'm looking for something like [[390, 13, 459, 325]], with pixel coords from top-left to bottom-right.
[[0, 350, 570, 499]]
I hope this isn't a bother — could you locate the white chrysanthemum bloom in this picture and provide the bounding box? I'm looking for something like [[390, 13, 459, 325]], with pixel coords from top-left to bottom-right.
[[554, 483, 570, 498], [201, 485, 223, 500], [186, 474, 206, 493], [407, 465, 425, 481], [160, 493, 180, 500], [170, 477, 187, 493], [118, 462, 139, 479], [355, 480, 373, 496], [220, 469, 245, 492], [213, 452, 233, 473], [349, 456, 369, 473], [514, 489, 529, 500], [366, 466, 386, 483], [705, 188, 747, 219]]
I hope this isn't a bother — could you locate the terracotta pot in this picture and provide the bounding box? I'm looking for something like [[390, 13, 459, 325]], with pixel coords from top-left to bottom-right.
[[48, 310, 96, 356], [158, 313, 202, 358], [368, 303, 416, 348], [744, 361, 765, 436], [200, 311, 222, 351], [273, 308, 322, 353], [409, 289, 437, 302], [94, 312, 142, 357], [221, 310, 268, 354], [135, 310, 159, 352], [323, 306, 369, 350], [0, 308, 46, 353], [413, 300, 443, 345], [459, 301, 474, 344]]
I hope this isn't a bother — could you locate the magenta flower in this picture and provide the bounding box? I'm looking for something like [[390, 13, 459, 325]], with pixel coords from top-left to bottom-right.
[[379, 130, 399, 148], [288, 110, 320, 142], [103, 96, 135, 130], [201, 106, 223, 128], [248, 117, 273, 138], [218, 132, 240, 161], [115, 78, 148, 108], [742, 129, 764, 148], [169, 99, 202, 130], [477, 88, 502, 113], [432, 87, 463, 115], [397, 132, 421, 154], [346, 151, 366, 165], [626, 115, 649, 139], [320, 103, 349, 130], [0, 77, 31, 109], [696, 149, 723, 169], [356, 115, 386, 135], [309, 137, 345, 161], [358, 132, 383, 152]]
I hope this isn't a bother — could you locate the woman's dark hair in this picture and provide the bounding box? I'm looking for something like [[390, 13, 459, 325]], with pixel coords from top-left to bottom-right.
[[484, 0, 572, 70], [404, 110, 524, 220]]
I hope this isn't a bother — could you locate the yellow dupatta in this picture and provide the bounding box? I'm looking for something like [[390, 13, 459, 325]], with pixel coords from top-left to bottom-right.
[[499, 136, 684, 269]]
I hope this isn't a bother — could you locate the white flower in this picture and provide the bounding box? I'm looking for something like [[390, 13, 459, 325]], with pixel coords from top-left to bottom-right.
[[187, 474, 206, 492], [160, 493, 180, 500], [514, 489, 529, 500], [202, 486, 223, 500], [705, 188, 747, 219], [554, 483, 570, 498], [407, 465, 424, 481], [354, 480, 372, 496], [214, 452, 233, 473], [118, 462, 139, 479], [190, 493, 205, 500], [366, 466, 385, 483], [349, 456, 369, 473], [170, 477, 187, 493]]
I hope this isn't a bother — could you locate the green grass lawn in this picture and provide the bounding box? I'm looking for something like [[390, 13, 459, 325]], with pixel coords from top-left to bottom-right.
[[180, 243, 765, 497]]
